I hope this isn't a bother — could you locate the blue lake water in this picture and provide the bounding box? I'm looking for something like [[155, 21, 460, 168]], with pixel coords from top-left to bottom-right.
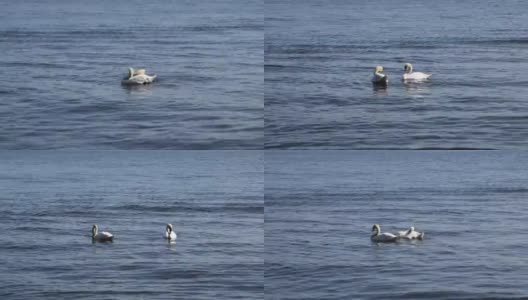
[[0, 0, 263, 149], [0, 151, 263, 299], [266, 151, 528, 299], [265, 0, 528, 149]]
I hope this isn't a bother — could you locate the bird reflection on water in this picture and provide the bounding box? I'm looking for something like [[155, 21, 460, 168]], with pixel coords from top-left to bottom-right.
[[372, 84, 388, 96], [404, 81, 432, 97]]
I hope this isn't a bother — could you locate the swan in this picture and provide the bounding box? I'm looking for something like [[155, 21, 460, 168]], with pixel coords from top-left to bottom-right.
[[121, 67, 156, 85], [371, 224, 399, 243], [164, 223, 177, 241], [402, 63, 431, 81], [91, 224, 114, 242], [372, 66, 388, 84], [398, 226, 425, 240]]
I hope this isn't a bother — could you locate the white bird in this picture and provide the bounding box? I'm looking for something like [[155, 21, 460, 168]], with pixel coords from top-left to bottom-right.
[[398, 226, 425, 240], [372, 66, 389, 84], [121, 67, 157, 85], [402, 63, 431, 81], [164, 223, 177, 241], [91, 224, 114, 242], [371, 224, 399, 243]]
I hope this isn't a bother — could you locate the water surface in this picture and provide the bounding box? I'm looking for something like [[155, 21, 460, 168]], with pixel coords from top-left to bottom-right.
[[266, 0, 528, 149], [0, 0, 263, 149], [266, 151, 528, 299], [0, 151, 263, 299]]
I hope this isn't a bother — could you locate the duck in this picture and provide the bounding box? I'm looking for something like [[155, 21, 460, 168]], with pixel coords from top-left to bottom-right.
[[91, 224, 114, 242], [402, 63, 431, 81], [371, 224, 399, 243], [398, 226, 425, 240], [121, 67, 156, 85], [164, 223, 177, 241], [372, 66, 388, 84]]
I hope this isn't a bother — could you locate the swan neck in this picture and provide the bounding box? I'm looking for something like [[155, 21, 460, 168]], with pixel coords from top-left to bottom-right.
[[372, 225, 380, 237]]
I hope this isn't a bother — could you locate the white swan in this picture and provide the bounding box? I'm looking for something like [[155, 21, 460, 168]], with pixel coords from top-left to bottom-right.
[[372, 66, 388, 84], [371, 224, 399, 243], [121, 67, 156, 85], [164, 223, 177, 241], [91, 224, 114, 242], [398, 226, 425, 240], [403, 63, 431, 81]]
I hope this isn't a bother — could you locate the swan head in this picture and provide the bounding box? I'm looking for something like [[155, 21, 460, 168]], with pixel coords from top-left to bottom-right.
[[92, 224, 98, 237], [375, 66, 384, 73], [371, 224, 380, 236], [404, 63, 413, 74], [127, 67, 134, 79], [166, 223, 173, 233], [406, 226, 415, 235]]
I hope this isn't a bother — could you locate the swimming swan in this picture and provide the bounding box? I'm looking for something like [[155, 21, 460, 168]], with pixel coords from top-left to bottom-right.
[[371, 224, 399, 243], [403, 63, 431, 81], [122, 67, 157, 85], [164, 223, 177, 241], [372, 66, 388, 84], [91, 224, 114, 242], [398, 226, 425, 240]]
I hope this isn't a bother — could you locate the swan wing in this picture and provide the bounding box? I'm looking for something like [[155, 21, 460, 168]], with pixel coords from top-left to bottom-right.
[[122, 74, 156, 85], [100, 231, 113, 238], [372, 73, 388, 83], [381, 232, 397, 238], [404, 72, 431, 81], [397, 230, 407, 237], [410, 231, 425, 239], [372, 232, 399, 242], [164, 231, 177, 240], [94, 231, 113, 241], [403, 230, 424, 240], [130, 74, 149, 84]]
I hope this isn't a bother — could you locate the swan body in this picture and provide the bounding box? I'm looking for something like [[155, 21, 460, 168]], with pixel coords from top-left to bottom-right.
[[91, 224, 114, 242], [122, 67, 156, 85], [164, 223, 177, 241], [371, 224, 399, 243], [372, 66, 388, 84], [398, 226, 425, 240], [402, 63, 431, 81]]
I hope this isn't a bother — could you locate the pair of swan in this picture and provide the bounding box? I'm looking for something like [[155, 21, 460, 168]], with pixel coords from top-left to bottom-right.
[[372, 63, 432, 84], [121, 67, 157, 85], [397, 226, 425, 240], [91, 223, 177, 242], [370, 224, 424, 243]]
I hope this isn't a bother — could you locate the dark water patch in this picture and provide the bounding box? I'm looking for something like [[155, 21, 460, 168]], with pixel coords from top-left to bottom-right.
[[3, 61, 73, 69], [65, 103, 123, 114]]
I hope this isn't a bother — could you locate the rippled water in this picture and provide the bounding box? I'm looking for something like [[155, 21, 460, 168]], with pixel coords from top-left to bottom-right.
[[266, 151, 528, 299], [0, 0, 263, 149], [0, 151, 263, 299], [265, 0, 528, 149]]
